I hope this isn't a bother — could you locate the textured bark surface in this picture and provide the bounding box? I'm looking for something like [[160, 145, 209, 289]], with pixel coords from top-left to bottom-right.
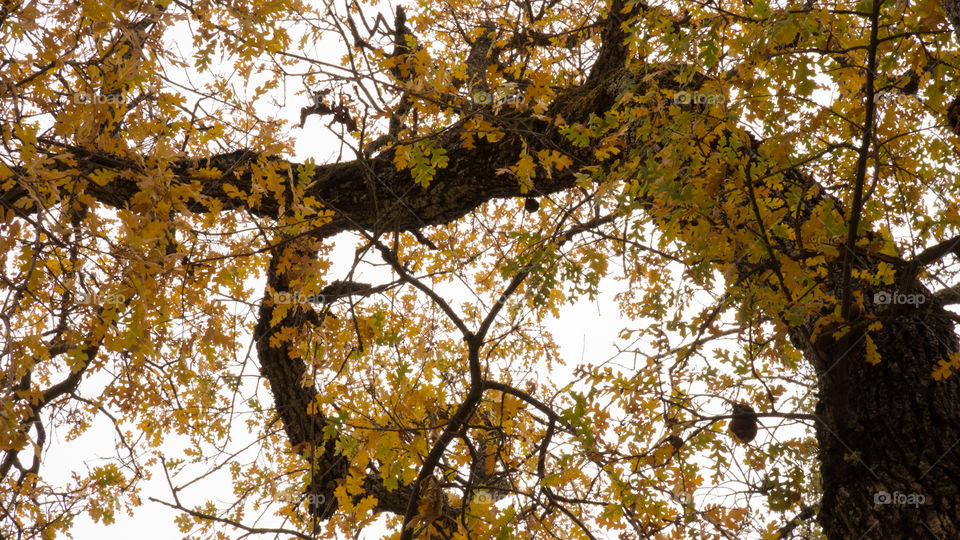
[[252, 246, 442, 522], [805, 293, 960, 538], [253, 250, 348, 520]]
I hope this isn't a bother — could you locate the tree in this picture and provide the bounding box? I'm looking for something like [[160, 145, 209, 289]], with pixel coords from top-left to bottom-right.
[[2, 0, 959, 537]]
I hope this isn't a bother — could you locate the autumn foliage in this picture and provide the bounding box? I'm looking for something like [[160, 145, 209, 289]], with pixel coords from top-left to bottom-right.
[[3, 0, 960, 538]]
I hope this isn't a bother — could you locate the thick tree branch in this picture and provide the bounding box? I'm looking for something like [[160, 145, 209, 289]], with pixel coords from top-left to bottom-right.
[[908, 233, 960, 269]]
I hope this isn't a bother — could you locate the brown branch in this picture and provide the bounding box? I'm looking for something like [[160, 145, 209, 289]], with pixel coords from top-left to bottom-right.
[[393, 213, 621, 537], [482, 380, 561, 423], [839, 0, 882, 320], [908, 234, 960, 270], [933, 282, 960, 305], [776, 504, 818, 539], [148, 496, 314, 540]]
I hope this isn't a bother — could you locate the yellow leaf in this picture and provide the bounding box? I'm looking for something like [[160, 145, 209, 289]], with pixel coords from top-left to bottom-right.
[[865, 334, 880, 365]]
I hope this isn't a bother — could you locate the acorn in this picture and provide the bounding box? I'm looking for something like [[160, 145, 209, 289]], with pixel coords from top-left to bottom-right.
[[729, 403, 759, 444]]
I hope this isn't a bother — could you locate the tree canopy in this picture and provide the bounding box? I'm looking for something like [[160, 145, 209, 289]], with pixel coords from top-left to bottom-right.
[[3, 0, 960, 538]]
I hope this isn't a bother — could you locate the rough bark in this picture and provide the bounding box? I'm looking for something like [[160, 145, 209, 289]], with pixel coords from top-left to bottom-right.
[[809, 298, 960, 538], [253, 249, 347, 520], [252, 245, 426, 520]]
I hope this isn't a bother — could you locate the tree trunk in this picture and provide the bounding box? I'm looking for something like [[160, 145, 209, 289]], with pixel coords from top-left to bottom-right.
[[799, 282, 960, 537]]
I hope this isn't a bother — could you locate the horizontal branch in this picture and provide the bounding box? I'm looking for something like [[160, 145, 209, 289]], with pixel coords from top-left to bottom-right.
[[909, 234, 960, 269]]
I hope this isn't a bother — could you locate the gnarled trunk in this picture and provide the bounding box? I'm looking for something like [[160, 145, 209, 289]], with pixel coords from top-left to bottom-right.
[[800, 284, 960, 537]]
